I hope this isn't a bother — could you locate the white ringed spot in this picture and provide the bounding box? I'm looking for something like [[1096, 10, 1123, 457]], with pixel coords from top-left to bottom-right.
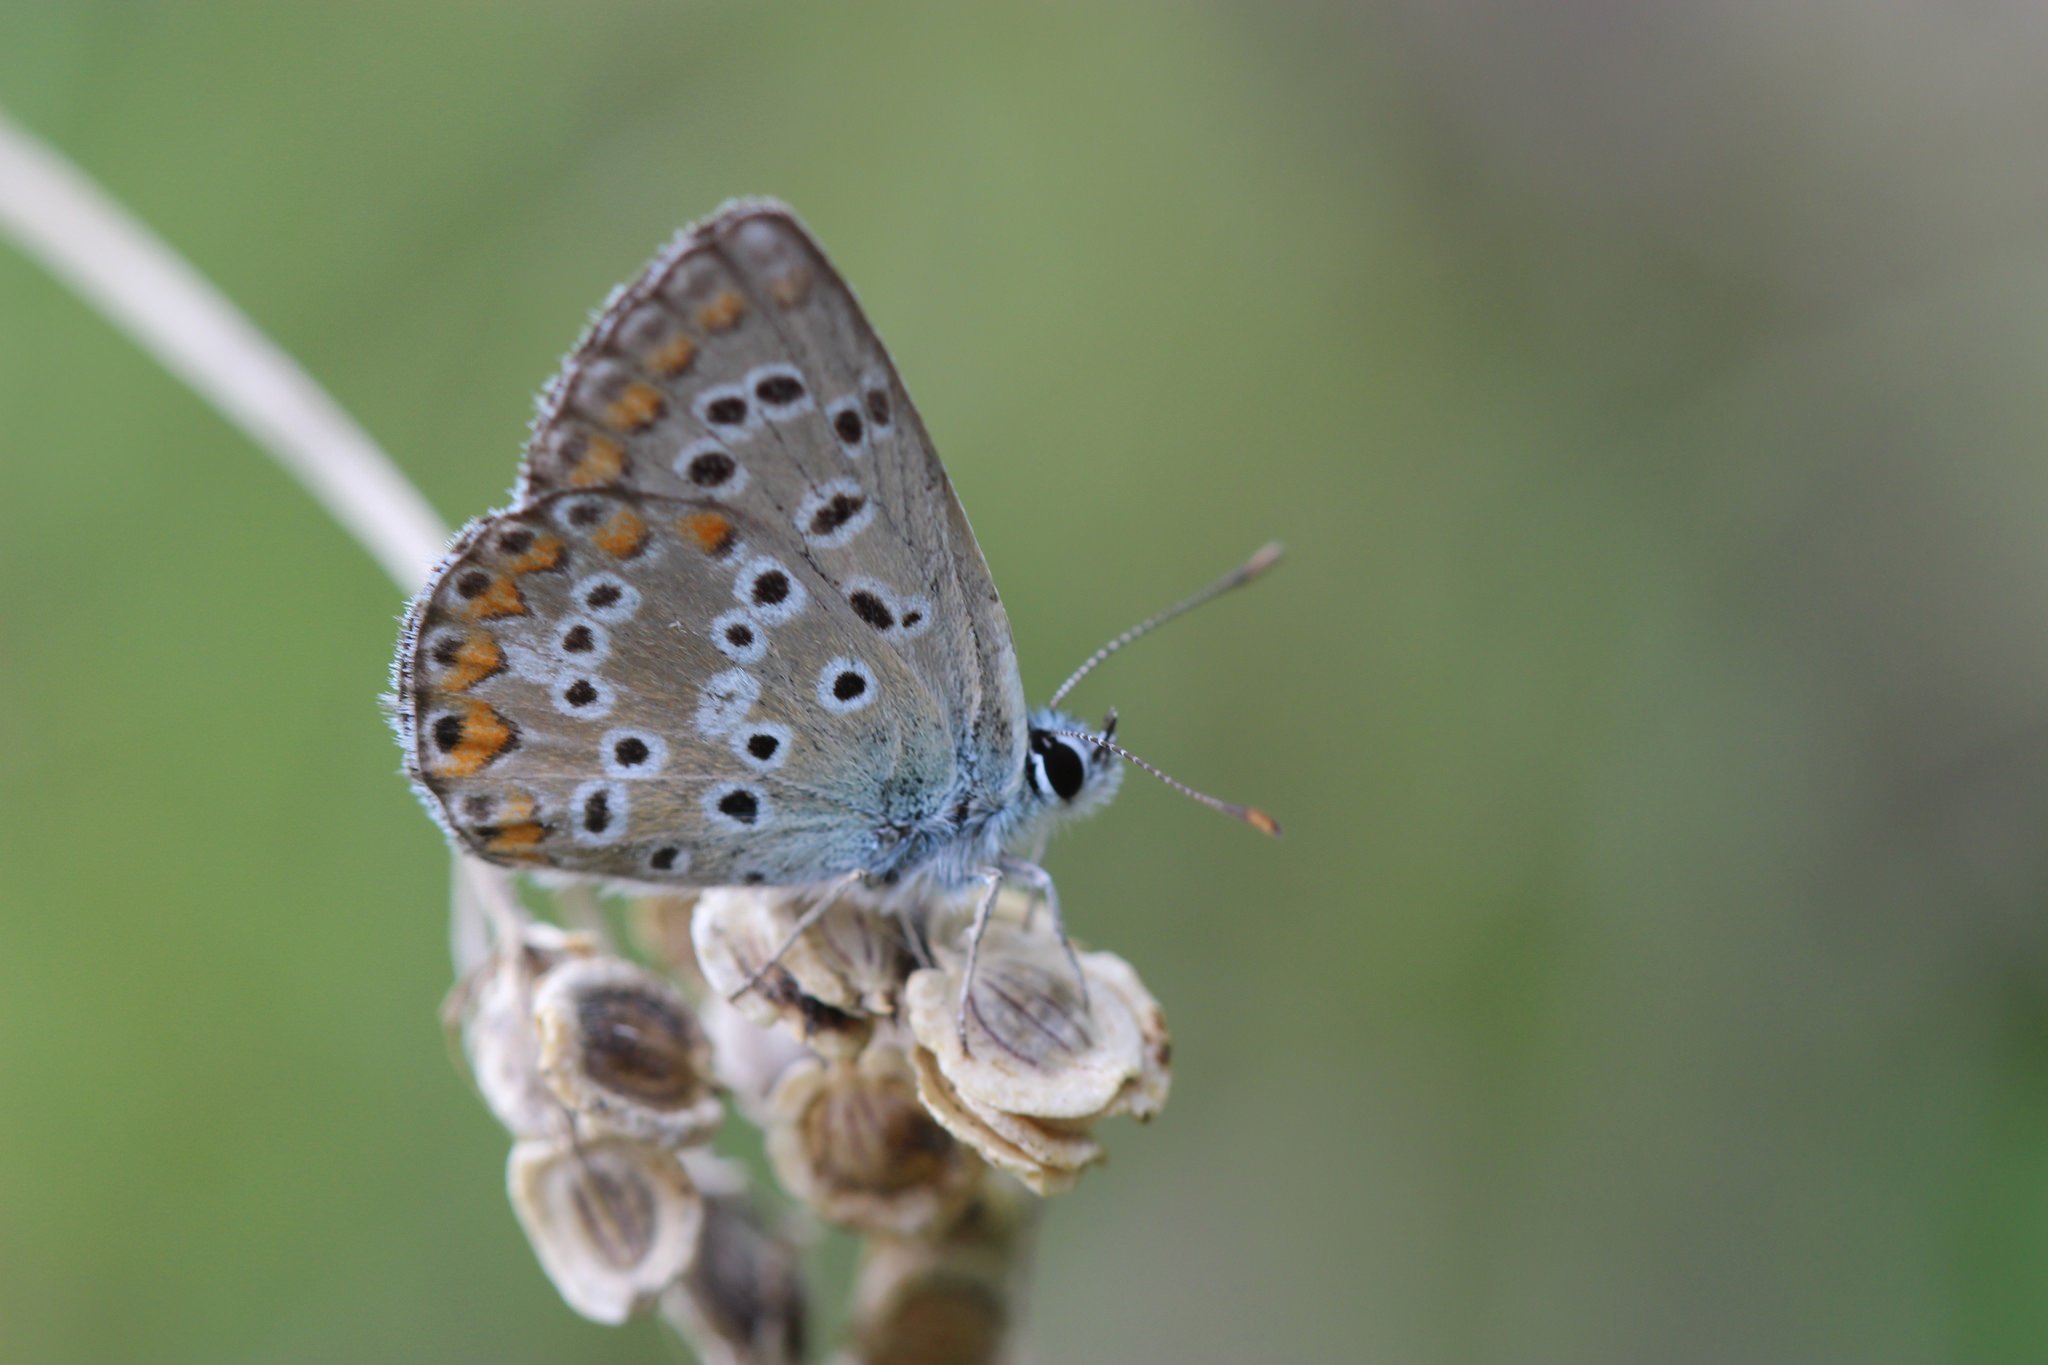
[[815, 656, 878, 714], [570, 780, 630, 846], [645, 844, 691, 876], [731, 721, 792, 773], [693, 382, 762, 442], [675, 438, 748, 495], [549, 616, 611, 665], [602, 728, 668, 779], [825, 394, 870, 458], [895, 594, 933, 638], [859, 369, 895, 435], [553, 674, 617, 718], [573, 572, 640, 624], [745, 363, 815, 421], [709, 607, 769, 664], [734, 555, 808, 625], [551, 495, 615, 536], [795, 478, 876, 550], [703, 782, 773, 831]]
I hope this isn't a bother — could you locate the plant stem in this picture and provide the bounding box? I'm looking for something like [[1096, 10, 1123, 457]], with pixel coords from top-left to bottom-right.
[[0, 108, 531, 964], [0, 107, 449, 593]]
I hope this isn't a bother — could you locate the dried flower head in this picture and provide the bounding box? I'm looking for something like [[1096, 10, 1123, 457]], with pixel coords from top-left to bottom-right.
[[904, 896, 1171, 1194], [836, 1183, 1036, 1365], [507, 1134, 703, 1325], [533, 956, 723, 1145], [692, 887, 902, 1055], [765, 1045, 983, 1235], [776, 887, 917, 1017], [660, 1186, 809, 1365], [444, 926, 600, 1140]]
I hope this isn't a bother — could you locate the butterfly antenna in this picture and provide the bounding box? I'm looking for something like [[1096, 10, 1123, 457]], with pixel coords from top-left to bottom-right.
[[1049, 727, 1282, 837], [1047, 541, 1285, 708]]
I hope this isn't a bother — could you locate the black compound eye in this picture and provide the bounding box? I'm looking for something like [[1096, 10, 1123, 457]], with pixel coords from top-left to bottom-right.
[[1031, 731, 1087, 802]]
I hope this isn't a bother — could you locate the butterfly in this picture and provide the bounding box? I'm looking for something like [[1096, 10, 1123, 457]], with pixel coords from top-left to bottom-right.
[[394, 200, 1277, 998]]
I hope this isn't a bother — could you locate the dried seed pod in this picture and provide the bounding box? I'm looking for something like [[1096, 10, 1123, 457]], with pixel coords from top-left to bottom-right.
[[765, 1046, 983, 1235], [533, 957, 723, 1145], [507, 1135, 703, 1325], [902, 910, 1171, 1193], [443, 927, 600, 1140], [777, 887, 916, 1016], [907, 1048, 1102, 1196], [837, 1183, 1035, 1365], [660, 1190, 808, 1365], [691, 888, 878, 1055]]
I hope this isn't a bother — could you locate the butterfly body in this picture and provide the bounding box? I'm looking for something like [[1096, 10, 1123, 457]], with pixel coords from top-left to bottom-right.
[[395, 202, 1123, 908], [860, 706, 1124, 897]]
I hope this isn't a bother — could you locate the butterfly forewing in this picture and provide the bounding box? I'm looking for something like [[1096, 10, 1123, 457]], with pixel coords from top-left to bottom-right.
[[400, 490, 953, 886], [518, 201, 1026, 806]]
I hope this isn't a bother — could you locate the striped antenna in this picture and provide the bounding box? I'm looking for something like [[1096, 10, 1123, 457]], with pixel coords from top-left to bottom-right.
[[1047, 541, 1284, 708], [1049, 725, 1282, 838]]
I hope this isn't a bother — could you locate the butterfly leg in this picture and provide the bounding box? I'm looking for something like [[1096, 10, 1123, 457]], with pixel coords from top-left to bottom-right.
[[895, 906, 937, 969], [729, 870, 862, 1002], [1018, 835, 1051, 930], [996, 857, 1090, 1014], [957, 869, 1005, 1052]]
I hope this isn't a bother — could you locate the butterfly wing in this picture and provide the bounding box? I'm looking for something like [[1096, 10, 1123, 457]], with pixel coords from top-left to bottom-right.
[[398, 490, 955, 885], [397, 201, 1025, 885], [518, 200, 1027, 813]]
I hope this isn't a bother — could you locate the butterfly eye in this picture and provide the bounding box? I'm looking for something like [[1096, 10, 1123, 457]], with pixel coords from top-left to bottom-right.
[[1029, 732, 1087, 802]]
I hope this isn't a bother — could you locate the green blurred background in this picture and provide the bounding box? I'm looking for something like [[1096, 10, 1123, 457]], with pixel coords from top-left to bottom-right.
[[6, 3, 2048, 1361]]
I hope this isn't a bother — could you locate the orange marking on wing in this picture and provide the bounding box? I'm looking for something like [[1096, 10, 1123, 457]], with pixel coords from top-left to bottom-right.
[[441, 631, 503, 692], [567, 433, 626, 488], [769, 268, 813, 308], [498, 793, 536, 821], [433, 700, 519, 778], [647, 334, 697, 376], [603, 381, 666, 432], [486, 820, 546, 854], [678, 510, 736, 556], [505, 533, 565, 576], [594, 506, 649, 559], [696, 290, 746, 332], [463, 575, 527, 620]]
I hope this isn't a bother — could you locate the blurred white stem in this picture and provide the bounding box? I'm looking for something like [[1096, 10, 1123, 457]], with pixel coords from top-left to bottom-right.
[[0, 107, 449, 592], [0, 109, 529, 963], [452, 856, 536, 974]]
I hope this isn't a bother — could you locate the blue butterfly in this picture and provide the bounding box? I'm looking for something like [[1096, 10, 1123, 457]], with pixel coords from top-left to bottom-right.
[[397, 200, 1278, 1015]]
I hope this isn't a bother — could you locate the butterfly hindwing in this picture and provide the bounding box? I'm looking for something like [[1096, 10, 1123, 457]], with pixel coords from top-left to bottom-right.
[[399, 489, 954, 886]]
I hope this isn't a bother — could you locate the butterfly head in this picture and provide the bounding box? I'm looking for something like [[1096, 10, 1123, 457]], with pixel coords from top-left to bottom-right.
[[1023, 707, 1125, 825]]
